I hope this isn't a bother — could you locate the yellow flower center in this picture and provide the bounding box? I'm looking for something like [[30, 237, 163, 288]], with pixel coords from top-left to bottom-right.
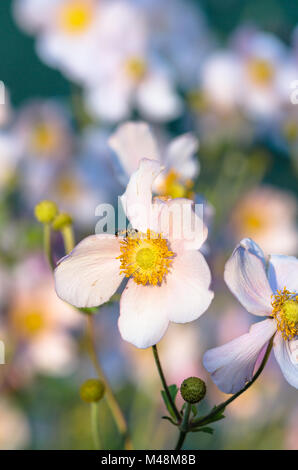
[[31, 123, 58, 155], [56, 176, 80, 199], [124, 57, 147, 81], [19, 311, 45, 336], [247, 58, 274, 87], [58, 0, 93, 34], [271, 288, 298, 340], [118, 229, 174, 286], [159, 170, 194, 199]]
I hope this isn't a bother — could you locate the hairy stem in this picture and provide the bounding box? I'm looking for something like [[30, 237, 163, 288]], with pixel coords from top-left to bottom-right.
[[152, 344, 181, 423], [175, 403, 191, 450]]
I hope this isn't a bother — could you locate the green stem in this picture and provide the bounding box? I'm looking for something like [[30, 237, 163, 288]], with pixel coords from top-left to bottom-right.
[[175, 403, 191, 450], [152, 345, 181, 423], [43, 223, 55, 270], [62, 225, 74, 254], [191, 336, 274, 429], [86, 316, 133, 450], [91, 402, 101, 450]]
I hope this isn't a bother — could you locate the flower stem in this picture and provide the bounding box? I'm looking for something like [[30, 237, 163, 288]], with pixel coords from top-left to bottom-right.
[[86, 315, 133, 450], [43, 223, 55, 270], [152, 344, 181, 423], [62, 225, 75, 254], [190, 336, 274, 429], [175, 403, 191, 450], [91, 402, 102, 449]]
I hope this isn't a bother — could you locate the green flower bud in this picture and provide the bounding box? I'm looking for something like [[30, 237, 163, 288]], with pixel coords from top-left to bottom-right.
[[80, 379, 105, 403], [34, 200, 58, 224], [180, 377, 206, 404], [52, 212, 73, 231]]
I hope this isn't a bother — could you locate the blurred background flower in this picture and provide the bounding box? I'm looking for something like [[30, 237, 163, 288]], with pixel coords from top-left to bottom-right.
[[0, 0, 297, 450]]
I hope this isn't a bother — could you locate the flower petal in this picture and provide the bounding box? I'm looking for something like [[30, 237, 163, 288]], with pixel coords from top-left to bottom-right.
[[203, 319, 277, 394], [136, 74, 183, 122], [118, 248, 213, 348], [164, 133, 200, 180], [273, 332, 298, 389], [268, 255, 298, 293], [119, 279, 170, 348], [108, 121, 160, 178], [166, 249, 213, 323], [55, 234, 124, 308], [158, 198, 208, 250], [120, 158, 163, 232], [224, 238, 273, 316]]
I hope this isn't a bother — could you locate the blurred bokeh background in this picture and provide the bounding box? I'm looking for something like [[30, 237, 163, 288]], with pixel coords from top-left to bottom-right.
[[0, 0, 297, 450]]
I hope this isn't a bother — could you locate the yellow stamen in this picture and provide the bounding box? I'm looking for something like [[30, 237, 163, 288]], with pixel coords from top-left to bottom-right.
[[58, 0, 93, 34], [271, 287, 298, 340], [117, 229, 174, 286], [159, 170, 194, 199], [247, 58, 274, 86], [124, 57, 147, 81]]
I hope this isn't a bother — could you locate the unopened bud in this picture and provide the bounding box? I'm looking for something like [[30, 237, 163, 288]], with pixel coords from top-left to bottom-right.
[[52, 212, 73, 231], [34, 200, 58, 224], [180, 377, 206, 404], [80, 378, 105, 403]]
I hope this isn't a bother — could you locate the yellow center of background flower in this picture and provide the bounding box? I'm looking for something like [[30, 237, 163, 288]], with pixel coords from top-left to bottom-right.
[[272, 288, 298, 340], [31, 123, 58, 155], [18, 311, 45, 337], [159, 170, 194, 199], [118, 229, 174, 286], [247, 58, 274, 86], [124, 57, 147, 81], [58, 0, 93, 34]]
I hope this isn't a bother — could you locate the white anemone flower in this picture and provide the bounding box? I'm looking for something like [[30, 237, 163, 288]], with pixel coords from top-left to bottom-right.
[[14, 0, 103, 84], [83, 2, 182, 123], [203, 238, 298, 393], [54, 159, 213, 348], [201, 28, 298, 118], [108, 121, 199, 198]]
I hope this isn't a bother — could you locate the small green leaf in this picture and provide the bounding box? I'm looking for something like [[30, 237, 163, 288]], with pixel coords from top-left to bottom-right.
[[161, 416, 177, 426], [191, 405, 198, 416], [161, 384, 178, 419], [192, 427, 214, 435]]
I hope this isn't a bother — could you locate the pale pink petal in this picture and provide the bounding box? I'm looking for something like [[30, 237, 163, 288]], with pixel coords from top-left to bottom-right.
[[120, 158, 163, 232], [55, 234, 124, 308], [118, 248, 213, 348], [164, 133, 200, 180], [136, 74, 183, 122], [108, 121, 160, 178], [224, 238, 273, 316], [166, 249, 213, 323], [203, 319, 277, 394], [158, 198, 208, 250], [268, 255, 298, 293], [273, 333, 298, 389], [119, 279, 170, 348]]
